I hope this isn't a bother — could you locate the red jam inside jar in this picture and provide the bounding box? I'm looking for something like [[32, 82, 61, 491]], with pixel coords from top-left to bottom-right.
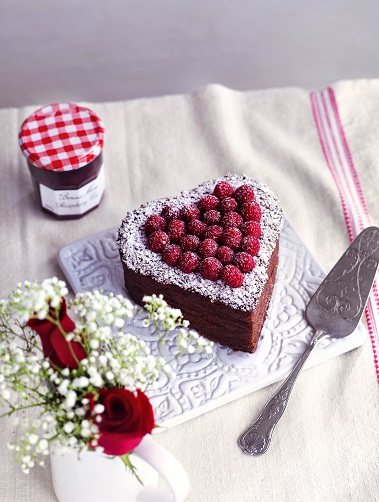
[[19, 103, 105, 219]]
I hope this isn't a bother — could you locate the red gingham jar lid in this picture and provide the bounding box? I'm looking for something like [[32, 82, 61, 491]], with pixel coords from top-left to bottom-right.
[[19, 103, 104, 171]]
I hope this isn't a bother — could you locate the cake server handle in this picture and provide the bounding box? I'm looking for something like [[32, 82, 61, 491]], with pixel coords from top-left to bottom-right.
[[237, 329, 324, 456]]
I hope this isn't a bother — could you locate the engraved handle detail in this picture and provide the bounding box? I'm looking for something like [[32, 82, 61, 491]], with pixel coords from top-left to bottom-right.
[[238, 330, 325, 456]]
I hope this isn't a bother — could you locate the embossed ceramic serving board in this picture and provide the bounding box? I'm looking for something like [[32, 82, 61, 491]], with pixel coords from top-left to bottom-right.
[[58, 220, 366, 429]]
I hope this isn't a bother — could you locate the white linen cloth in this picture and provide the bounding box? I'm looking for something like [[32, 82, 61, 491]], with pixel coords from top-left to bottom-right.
[[0, 80, 378, 502]]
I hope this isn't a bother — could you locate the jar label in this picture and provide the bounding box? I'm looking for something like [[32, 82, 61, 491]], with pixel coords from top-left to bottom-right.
[[39, 169, 105, 216]]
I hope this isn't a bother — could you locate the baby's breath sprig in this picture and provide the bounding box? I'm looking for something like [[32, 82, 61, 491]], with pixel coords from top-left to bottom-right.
[[142, 294, 214, 356], [6, 278, 68, 323], [70, 290, 134, 332]]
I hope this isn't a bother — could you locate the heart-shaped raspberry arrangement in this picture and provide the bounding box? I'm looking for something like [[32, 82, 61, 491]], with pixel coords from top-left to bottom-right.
[[143, 181, 262, 288]]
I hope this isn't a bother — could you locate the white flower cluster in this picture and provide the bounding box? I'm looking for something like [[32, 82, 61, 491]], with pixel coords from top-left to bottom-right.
[[6, 278, 68, 323], [143, 294, 187, 331], [0, 344, 44, 404], [70, 290, 134, 333], [53, 332, 163, 397], [8, 414, 56, 473], [143, 294, 214, 356], [69, 290, 163, 388], [0, 340, 24, 403], [0, 314, 49, 407], [176, 328, 213, 355]]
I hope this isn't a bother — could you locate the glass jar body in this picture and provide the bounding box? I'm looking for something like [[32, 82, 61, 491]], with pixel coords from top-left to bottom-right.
[[27, 153, 104, 219]]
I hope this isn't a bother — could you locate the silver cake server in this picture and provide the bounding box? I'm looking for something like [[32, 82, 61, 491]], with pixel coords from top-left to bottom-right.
[[238, 226, 379, 456]]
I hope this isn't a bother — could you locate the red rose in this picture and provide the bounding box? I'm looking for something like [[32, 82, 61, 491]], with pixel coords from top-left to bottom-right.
[[27, 299, 86, 369], [95, 388, 155, 456]]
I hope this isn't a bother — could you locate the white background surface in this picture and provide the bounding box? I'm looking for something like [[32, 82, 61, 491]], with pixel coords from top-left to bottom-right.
[[1, 0, 379, 108]]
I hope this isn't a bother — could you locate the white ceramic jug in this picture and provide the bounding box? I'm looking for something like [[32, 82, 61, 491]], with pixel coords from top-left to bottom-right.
[[50, 435, 190, 502]]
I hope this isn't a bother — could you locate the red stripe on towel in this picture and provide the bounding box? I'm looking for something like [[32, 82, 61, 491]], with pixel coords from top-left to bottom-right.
[[310, 88, 379, 381]]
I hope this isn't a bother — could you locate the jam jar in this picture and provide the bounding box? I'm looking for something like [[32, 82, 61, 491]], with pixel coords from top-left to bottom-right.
[[19, 103, 105, 219]]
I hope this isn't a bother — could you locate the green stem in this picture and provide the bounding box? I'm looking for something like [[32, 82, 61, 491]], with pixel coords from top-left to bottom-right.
[[0, 319, 43, 353], [0, 401, 46, 419], [120, 453, 144, 485], [18, 383, 49, 400]]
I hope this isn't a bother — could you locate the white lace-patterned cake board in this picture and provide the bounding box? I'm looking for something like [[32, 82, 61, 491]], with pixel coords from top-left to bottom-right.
[[58, 220, 366, 429]]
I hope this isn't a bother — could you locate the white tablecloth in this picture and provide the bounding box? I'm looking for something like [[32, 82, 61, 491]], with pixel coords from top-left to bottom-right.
[[0, 80, 378, 501]]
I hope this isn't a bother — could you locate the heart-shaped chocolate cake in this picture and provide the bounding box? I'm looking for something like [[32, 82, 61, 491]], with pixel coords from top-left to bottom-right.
[[117, 175, 283, 352]]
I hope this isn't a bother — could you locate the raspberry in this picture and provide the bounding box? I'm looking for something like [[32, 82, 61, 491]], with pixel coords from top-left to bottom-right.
[[161, 205, 180, 221], [167, 219, 186, 241], [241, 236, 260, 256], [148, 231, 169, 253], [204, 225, 223, 242], [213, 181, 234, 199], [222, 227, 242, 250], [222, 211, 243, 228], [181, 204, 200, 222], [198, 194, 219, 212], [200, 257, 223, 281], [178, 251, 200, 273], [180, 234, 200, 252], [144, 215, 166, 235], [241, 221, 262, 237], [198, 238, 218, 258], [241, 202, 262, 222], [234, 252, 255, 273], [216, 246, 234, 265], [219, 197, 238, 213], [221, 265, 244, 288], [187, 219, 207, 237], [203, 209, 221, 225], [163, 244, 182, 266], [233, 184, 255, 204]]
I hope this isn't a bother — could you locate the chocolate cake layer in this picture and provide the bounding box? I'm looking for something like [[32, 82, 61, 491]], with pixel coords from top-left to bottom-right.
[[122, 242, 279, 353]]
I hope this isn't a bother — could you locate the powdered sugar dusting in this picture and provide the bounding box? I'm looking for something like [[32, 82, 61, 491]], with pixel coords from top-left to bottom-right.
[[117, 174, 283, 312]]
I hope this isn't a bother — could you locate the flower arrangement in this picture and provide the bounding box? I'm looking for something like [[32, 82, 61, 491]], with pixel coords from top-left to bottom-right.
[[0, 278, 213, 477]]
